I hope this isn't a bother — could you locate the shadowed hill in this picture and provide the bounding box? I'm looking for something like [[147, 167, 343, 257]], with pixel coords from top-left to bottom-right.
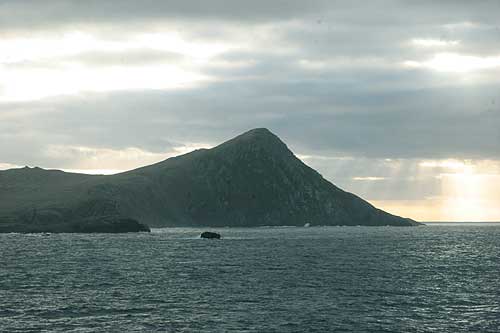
[[0, 128, 419, 232]]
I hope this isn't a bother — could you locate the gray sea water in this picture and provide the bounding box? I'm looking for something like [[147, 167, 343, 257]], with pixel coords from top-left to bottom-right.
[[1, 223, 500, 332]]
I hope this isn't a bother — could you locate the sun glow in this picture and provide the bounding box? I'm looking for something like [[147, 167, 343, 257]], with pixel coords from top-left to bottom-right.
[[404, 53, 500, 73], [0, 63, 207, 101], [441, 173, 487, 221], [0, 31, 231, 64], [374, 159, 500, 222], [0, 31, 233, 101]]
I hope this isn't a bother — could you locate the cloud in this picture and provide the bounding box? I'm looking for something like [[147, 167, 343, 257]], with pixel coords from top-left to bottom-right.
[[0, 0, 329, 35], [1, 1, 499, 31], [40, 143, 211, 172], [1, 0, 500, 220], [405, 53, 500, 72], [1, 69, 499, 161], [62, 49, 185, 67]]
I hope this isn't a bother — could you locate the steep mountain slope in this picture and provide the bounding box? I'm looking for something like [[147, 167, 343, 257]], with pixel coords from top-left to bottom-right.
[[0, 128, 419, 232]]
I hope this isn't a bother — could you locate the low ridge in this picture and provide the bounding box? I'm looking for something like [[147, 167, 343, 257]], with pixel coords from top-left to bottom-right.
[[0, 128, 420, 232]]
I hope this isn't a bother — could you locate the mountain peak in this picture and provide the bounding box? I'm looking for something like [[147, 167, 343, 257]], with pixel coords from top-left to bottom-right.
[[233, 128, 278, 141], [212, 128, 291, 158], [243, 127, 274, 136], [222, 128, 283, 146]]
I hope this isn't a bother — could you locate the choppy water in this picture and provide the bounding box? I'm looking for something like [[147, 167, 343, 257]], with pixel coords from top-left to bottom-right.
[[1, 223, 500, 332]]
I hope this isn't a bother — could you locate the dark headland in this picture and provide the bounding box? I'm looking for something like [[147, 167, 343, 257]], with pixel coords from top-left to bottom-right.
[[0, 128, 420, 233]]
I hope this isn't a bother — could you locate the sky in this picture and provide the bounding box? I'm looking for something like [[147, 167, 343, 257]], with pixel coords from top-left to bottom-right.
[[1, 0, 499, 221]]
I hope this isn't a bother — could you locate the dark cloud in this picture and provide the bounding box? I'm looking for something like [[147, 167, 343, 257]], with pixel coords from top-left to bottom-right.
[[0, 0, 328, 34], [2, 0, 500, 32], [1, 0, 500, 206], [1, 71, 499, 166]]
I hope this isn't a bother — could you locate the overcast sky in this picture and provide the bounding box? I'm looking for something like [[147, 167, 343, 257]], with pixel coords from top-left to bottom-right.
[[1, 0, 500, 221]]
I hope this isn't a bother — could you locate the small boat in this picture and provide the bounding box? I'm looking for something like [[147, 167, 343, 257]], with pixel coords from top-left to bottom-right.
[[304, 223, 311, 227]]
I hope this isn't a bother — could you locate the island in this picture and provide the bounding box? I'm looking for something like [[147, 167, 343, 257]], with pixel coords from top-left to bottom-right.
[[0, 128, 420, 233]]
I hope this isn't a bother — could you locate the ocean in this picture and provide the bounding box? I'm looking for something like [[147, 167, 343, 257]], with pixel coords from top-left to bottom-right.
[[1, 224, 499, 332]]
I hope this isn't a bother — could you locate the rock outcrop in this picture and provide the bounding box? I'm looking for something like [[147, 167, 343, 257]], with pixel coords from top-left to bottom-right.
[[200, 231, 221, 239]]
